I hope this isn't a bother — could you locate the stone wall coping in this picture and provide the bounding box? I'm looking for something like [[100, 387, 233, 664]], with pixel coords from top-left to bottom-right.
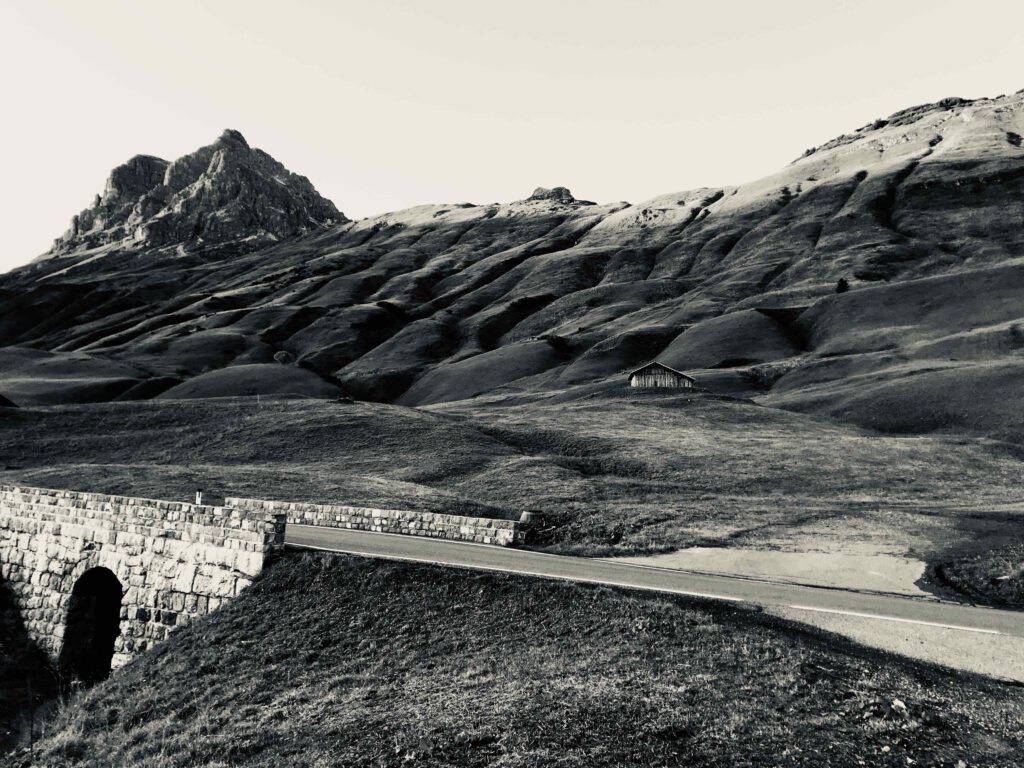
[[1, 484, 284, 525], [225, 496, 519, 530]]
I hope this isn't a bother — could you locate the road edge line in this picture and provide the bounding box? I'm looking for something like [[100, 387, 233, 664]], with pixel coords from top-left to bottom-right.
[[786, 604, 1002, 635]]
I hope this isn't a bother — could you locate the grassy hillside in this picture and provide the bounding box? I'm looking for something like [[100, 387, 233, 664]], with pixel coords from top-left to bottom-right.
[[1, 395, 1021, 554], [1, 394, 1022, 604], [3, 91, 1024, 447], [17, 553, 1024, 767]]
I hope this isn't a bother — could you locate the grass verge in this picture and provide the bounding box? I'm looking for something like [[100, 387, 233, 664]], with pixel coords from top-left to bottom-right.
[[930, 541, 1024, 610]]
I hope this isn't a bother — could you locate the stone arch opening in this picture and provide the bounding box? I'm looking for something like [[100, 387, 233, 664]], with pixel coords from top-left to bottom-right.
[[58, 567, 123, 686]]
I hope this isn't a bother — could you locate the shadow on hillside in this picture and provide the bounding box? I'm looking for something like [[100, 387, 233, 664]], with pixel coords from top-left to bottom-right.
[[0, 576, 59, 753]]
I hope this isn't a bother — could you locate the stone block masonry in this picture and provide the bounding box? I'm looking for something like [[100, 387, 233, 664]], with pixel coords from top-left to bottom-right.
[[227, 496, 523, 547], [0, 485, 286, 669]]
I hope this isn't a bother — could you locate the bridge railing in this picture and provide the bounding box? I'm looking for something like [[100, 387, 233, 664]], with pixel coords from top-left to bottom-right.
[[226, 496, 524, 547]]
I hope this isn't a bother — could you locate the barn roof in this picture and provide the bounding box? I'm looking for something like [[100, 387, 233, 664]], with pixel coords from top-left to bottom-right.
[[627, 361, 695, 381]]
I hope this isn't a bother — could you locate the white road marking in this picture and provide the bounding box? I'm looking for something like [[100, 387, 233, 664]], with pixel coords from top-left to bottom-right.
[[787, 605, 1002, 635], [287, 542, 748, 602], [288, 534, 1015, 639]]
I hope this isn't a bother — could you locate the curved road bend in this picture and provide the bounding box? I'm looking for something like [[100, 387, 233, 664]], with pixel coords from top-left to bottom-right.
[[286, 525, 1024, 682]]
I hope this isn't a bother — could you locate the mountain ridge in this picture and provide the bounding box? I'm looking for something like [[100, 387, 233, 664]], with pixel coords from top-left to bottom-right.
[[2, 89, 1024, 443], [42, 129, 345, 260]]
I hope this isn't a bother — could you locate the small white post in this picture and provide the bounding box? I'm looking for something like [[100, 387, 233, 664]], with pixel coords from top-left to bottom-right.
[[195, 490, 203, 505]]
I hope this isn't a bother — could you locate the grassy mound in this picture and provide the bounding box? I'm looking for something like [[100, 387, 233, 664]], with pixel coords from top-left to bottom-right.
[[932, 541, 1024, 609], [158, 364, 340, 401], [21, 554, 1024, 767], [797, 262, 1024, 357], [0, 347, 143, 406], [771, 359, 1024, 444], [397, 341, 564, 406], [659, 309, 801, 370]]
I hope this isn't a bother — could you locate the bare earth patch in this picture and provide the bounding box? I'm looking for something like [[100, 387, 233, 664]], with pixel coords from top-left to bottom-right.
[[606, 547, 930, 596]]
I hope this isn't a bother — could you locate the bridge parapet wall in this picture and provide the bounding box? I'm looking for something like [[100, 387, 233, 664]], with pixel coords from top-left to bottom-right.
[[0, 485, 286, 668], [227, 496, 523, 547]]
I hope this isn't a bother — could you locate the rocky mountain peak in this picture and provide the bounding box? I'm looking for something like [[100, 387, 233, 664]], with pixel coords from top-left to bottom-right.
[[45, 130, 346, 259], [526, 186, 596, 206], [216, 128, 250, 149], [528, 186, 577, 203], [104, 155, 169, 201]]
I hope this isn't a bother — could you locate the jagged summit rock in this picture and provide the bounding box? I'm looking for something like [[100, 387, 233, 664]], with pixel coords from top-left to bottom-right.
[[217, 128, 249, 148], [45, 130, 346, 258], [529, 186, 575, 202], [527, 186, 595, 205]]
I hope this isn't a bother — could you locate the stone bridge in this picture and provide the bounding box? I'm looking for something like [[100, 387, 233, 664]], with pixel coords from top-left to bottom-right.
[[0, 485, 285, 683]]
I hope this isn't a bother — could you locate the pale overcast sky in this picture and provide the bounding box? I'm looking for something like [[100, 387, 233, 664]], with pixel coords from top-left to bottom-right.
[[1, 0, 1022, 272]]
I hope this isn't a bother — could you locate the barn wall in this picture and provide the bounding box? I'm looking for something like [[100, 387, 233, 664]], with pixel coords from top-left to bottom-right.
[[629, 370, 693, 388]]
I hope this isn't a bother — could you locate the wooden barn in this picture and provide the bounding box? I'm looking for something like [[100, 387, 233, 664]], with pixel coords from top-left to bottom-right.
[[627, 362, 695, 389]]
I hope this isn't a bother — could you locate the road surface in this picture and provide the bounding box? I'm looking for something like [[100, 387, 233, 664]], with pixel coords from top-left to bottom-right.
[[286, 525, 1024, 682]]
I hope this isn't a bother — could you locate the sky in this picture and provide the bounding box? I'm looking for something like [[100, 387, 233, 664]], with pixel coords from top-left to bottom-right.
[[1, 0, 1022, 272]]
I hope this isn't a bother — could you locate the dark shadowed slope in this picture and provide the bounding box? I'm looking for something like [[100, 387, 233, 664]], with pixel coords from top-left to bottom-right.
[[3, 92, 1024, 440], [21, 554, 1024, 767]]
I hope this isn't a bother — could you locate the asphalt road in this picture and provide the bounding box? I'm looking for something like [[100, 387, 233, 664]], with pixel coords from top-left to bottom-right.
[[286, 525, 1024, 681]]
